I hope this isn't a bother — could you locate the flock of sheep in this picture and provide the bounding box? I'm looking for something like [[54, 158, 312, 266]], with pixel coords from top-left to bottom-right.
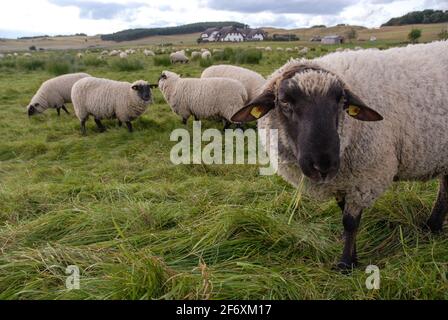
[[25, 40, 448, 270]]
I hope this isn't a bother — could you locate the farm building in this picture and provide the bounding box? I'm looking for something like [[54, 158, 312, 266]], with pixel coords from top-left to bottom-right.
[[321, 35, 344, 44], [198, 26, 267, 42]]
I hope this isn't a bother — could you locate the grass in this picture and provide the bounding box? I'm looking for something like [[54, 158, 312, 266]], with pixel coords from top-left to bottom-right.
[[0, 44, 447, 300]]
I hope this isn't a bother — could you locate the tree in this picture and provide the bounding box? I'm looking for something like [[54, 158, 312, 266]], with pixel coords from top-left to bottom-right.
[[345, 28, 357, 42], [438, 28, 448, 40], [408, 28, 422, 43]]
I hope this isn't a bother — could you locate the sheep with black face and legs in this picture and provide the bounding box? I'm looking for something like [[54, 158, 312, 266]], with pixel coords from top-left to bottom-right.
[[27, 73, 91, 117], [71, 77, 155, 135], [231, 41, 448, 270]]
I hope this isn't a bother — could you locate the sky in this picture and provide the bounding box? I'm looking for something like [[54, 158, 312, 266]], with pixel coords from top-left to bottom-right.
[[0, 0, 447, 38]]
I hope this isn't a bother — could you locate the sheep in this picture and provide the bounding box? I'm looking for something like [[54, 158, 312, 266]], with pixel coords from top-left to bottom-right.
[[76, 53, 83, 59], [119, 52, 128, 59], [170, 51, 189, 64], [27, 72, 91, 117], [23, 53, 32, 57], [230, 41, 448, 270], [200, 48, 209, 53], [109, 50, 120, 56], [265, 47, 272, 52], [100, 50, 109, 56], [285, 48, 294, 52], [201, 64, 266, 103], [276, 47, 284, 51], [71, 77, 155, 134], [201, 51, 211, 60], [190, 51, 201, 59], [299, 47, 309, 54], [125, 49, 136, 55], [158, 70, 248, 129], [144, 49, 155, 56]]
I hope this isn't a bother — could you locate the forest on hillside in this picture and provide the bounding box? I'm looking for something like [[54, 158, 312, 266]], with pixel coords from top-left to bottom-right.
[[101, 21, 247, 42], [382, 9, 448, 26]]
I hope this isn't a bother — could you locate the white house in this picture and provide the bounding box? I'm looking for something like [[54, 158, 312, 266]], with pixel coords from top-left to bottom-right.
[[219, 26, 245, 42]]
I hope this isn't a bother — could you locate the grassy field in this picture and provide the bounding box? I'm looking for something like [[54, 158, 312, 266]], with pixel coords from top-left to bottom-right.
[[0, 42, 447, 300]]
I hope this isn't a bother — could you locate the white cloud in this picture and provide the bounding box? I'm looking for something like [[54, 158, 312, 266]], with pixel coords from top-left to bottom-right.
[[0, 0, 447, 38]]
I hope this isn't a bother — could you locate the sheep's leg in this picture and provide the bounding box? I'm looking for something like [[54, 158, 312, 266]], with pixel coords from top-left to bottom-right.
[[337, 204, 362, 271], [426, 175, 448, 233], [61, 105, 70, 114], [222, 119, 231, 130], [182, 117, 188, 125], [56, 107, 61, 116], [125, 121, 133, 133], [80, 119, 87, 135], [94, 119, 106, 132], [194, 115, 199, 121], [118, 120, 123, 127]]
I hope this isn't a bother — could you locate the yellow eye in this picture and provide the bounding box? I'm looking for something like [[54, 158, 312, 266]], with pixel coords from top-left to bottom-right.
[[347, 105, 360, 116], [250, 106, 263, 119]]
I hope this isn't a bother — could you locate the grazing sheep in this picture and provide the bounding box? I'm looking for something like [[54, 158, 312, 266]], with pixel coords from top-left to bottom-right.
[[23, 53, 32, 57], [119, 52, 128, 59], [71, 77, 155, 134], [125, 49, 136, 55], [201, 64, 266, 103], [299, 47, 309, 54], [200, 48, 209, 53], [13, 53, 18, 57], [190, 51, 201, 59], [277, 47, 284, 51], [170, 51, 189, 64], [231, 41, 448, 270], [201, 51, 211, 60], [109, 50, 120, 57], [76, 53, 83, 59], [158, 70, 247, 129], [27, 73, 91, 116], [265, 47, 272, 52], [144, 49, 155, 56], [285, 48, 294, 52]]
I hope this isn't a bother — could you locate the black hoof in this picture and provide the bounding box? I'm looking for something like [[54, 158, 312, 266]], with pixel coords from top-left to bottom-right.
[[424, 220, 444, 234], [334, 261, 357, 273]]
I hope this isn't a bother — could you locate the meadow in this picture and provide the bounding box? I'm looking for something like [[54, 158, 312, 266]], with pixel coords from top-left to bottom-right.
[[0, 41, 447, 300]]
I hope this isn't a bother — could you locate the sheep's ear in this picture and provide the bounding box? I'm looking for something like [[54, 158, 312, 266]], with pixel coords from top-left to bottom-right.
[[231, 90, 275, 123], [345, 90, 383, 122]]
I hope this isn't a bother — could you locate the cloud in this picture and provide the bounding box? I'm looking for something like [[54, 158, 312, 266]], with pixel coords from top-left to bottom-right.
[[203, 0, 356, 15], [49, 0, 147, 20]]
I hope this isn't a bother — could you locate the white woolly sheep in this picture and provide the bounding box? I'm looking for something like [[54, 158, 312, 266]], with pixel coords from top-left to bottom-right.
[[190, 51, 201, 59], [119, 52, 128, 59], [276, 47, 284, 51], [265, 47, 272, 52], [27, 72, 91, 116], [100, 50, 109, 56], [76, 53, 83, 59], [299, 47, 309, 54], [144, 49, 155, 56], [285, 48, 293, 52], [201, 64, 266, 103], [71, 77, 155, 134], [170, 51, 189, 64], [201, 51, 211, 59], [231, 41, 448, 269], [23, 53, 32, 57], [158, 70, 248, 129], [109, 50, 120, 56]]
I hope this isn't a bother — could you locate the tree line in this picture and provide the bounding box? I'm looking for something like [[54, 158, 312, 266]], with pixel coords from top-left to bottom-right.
[[382, 9, 448, 26]]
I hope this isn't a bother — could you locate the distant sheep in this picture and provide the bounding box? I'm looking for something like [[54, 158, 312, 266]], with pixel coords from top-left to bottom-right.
[[158, 70, 247, 129], [109, 50, 120, 56], [23, 53, 32, 57], [119, 52, 128, 59], [231, 41, 448, 270], [27, 73, 91, 116], [76, 53, 83, 59], [144, 49, 155, 56], [71, 77, 154, 134], [265, 47, 272, 52], [190, 51, 201, 59], [170, 51, 189, 64], [201, 64, 266, 103], [285, 48, 293, 52], [299, 47, 309, 54], [201, 50, 211, 59]]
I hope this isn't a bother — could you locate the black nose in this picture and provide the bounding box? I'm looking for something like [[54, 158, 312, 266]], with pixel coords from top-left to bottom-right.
[[311, 154, 339, 177]]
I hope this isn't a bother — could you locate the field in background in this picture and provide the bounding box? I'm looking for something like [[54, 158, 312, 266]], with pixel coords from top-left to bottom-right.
[[1, 22, 447, 52], [0, 42, 447, 299]]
